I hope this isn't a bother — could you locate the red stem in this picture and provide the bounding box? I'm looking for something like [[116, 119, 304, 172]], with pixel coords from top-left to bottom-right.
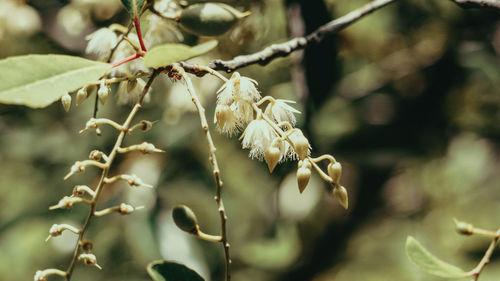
[[112, 53, 140, 67], [134, 16, 147, 52]]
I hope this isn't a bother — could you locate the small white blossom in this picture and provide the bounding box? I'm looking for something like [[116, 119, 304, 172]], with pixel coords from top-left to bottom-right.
[[241, 119, 277, 160], [264, 99, 301, 125], [214, 104, 238, 135], [85, 27, 118, 57], [214, 73, 260, 134], [216, 72, 260, 105]]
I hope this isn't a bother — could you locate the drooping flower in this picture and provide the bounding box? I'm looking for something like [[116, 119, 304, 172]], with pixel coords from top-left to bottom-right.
[[241, 119, 277, 160], [214, 72, 261, 134], [264, 99, 301, 125]]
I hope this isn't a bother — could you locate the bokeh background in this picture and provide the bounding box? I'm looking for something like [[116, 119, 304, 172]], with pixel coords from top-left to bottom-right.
[[1, 0, 500, 280]]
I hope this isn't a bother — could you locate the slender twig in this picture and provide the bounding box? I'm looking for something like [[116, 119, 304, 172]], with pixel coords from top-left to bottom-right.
[[449, 0, 500, 10], [64, 73, 158, 281], [467, 229, 500, 281], [209, 0, 398, 72], [177, 65, 232, 281]]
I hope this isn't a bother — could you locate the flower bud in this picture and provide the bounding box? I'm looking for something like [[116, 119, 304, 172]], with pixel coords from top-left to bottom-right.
[[327, 162, 342, 184], [290, 130, 310, 160], [119, 203, 135, 215], [78, 253, 102, 269], [454, 219, 473, 236], [172, 205, 199, 234], [97, 82, 110, 105], [179, 3, 250, 36], [76, 87, 87, 105], [127, 79, 137, 93], [61, 93, 71, 112], [297, 159, 312, 193], [333, 184, 348, 209], [265, 139, 281, 173]]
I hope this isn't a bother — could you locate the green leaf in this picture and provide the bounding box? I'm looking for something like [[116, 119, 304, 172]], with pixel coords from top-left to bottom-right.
[[405, 236, 469, 278], [143, 40, 218, 69], [147, 260, 205, 281], [121, 0, 145, 17], [0, 54, 111, 108]]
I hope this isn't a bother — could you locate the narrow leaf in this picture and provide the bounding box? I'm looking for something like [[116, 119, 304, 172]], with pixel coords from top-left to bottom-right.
[[406, 236, 468, 278], [121, 0, 146, 17], [0, 54, 111, 108], [147, 260, 205, 281], [143, 40, 218, 69]]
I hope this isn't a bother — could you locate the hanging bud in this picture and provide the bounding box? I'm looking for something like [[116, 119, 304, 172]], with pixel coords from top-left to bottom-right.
[[76, 87, 88, 105], [172, 205, 199, 234], [296, 159, 312, 193], [61, 93, 71, 112], [98, 81, 110, 105], [78, 253, 102, 269], [179, 3, 250, 36], [454, 219, 473, 236], [119, 203, 135, 215], [327, 161, 342, 184], [265, 138, 281, 173], [289, 130, 310, 160], [333, 184, 348, 209], [127, 79, 137, 93]]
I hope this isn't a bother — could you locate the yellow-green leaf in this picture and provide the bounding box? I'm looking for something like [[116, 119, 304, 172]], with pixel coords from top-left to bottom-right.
[[406, 236, 468, 278], [147, 260, 205, 281], [143, 40, 218, 69], [0, 54, 111, 108]]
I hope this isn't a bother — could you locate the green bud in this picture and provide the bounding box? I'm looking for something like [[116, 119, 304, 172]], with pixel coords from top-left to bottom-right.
[[297, 159, 312, 193], [333, 184, 348, 209], [172, 205, 199, 234], [61, 93, 71, 112], [265, 138, 281, 173], [76, 87, 88, 106], [454, 219, 473, 236], [179, 3, 250, 36], [98, 84, 110, 105], [327, 162, 342, 184]]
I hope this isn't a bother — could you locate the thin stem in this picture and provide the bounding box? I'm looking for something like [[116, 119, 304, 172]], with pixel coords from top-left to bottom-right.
[[64, 73, 158, 281], [468, 229, 500, 281], [112, 53, 141, 68], [179, 66, 231, 281]]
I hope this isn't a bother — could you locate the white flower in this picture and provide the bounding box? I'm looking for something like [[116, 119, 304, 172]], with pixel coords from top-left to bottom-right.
[[216, 72, 260, 105], [85, 27, 118, 57], [264, 99, 301, 125], [214, 104, 238, 135], [214, 73, 261, 134], [241, 119, 277, 160]]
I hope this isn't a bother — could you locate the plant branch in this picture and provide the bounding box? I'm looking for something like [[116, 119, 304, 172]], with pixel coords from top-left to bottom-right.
[[177, 65, 231, 281], [64, 73, 158, 281], [209, 0, 397, 73], [467, 229, 500, 281], [449, 0, 500, 10]]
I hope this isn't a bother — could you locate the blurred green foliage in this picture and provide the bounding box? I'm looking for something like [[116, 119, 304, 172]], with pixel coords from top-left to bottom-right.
[[1, 0, 500, 281]]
